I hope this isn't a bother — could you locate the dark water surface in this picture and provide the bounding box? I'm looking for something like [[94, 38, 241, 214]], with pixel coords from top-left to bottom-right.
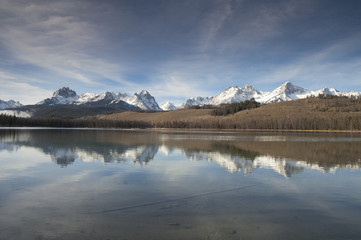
[[1, 128, 361, 240]]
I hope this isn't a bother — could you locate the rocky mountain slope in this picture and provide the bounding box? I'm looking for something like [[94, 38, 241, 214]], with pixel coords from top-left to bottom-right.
[[180, 81, 361, 108], [36, 87, 161, 111], [160, 101, 177, 111], [0, 99, 23, 110]]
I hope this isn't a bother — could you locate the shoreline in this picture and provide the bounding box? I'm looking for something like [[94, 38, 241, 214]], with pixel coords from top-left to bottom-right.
[[1, 126, 361, 134]]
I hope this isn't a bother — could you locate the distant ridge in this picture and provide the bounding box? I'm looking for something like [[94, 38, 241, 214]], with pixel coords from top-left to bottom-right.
[[0, 99, 23, 110], [180, 81, 361, 108]]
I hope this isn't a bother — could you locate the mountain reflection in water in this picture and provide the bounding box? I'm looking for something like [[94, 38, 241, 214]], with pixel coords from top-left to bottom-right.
[[0, 129, 360, 177]]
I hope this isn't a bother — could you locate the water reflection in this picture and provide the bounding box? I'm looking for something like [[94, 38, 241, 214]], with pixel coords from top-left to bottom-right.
[[0, 129, 360, 177], [1, 129, 361, 240]]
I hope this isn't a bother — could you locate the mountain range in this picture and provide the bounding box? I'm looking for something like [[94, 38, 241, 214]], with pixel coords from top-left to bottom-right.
[[36, 87, 162, 111], [1, 81, 361, 116]]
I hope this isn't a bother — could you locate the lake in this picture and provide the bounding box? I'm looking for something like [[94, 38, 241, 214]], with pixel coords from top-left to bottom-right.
[[0, 128, 361, 240]]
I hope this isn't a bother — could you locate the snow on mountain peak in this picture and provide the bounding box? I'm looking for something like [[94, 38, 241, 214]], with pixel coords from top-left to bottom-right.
[[161, 101, 177, 111], [243, 84, 255, 91], [19, 82, 361, 111], [313, 87, 338, 96], [258, 81, 311, 103], [53, 87, 77, 98], [208, 84, 262, 105], [279, 81, 308, 95], [125, 90, 162, 111], [139, 90, 150, 96], [37, 87, 79, 105], [0, 99, 23, 110], [180, 96, 213, 108], [100, 91, 117, 100]]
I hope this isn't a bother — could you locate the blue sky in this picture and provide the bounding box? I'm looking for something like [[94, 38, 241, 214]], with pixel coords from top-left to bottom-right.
[[0, 0, 361, 105]]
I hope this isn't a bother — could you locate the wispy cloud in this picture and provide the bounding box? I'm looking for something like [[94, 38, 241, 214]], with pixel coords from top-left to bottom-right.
[[0, 73, 53, 104], [198, 0, 233, 52], [0, 0, 131, 87], [255, 33, 361, 90]]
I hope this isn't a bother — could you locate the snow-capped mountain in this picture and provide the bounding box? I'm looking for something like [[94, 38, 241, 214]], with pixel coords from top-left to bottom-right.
[[182, 81, 361, 107], [36, 87, 162, 111], [258, 81, 311, 103], [160, 101, 177, 111], [37, 87, 78, 105], [0, 99, 23, 110], [208, 84, 263, 105], [180, 96, 213, 108], [75, 91, 130, 105], [123, 90, 162, 111], [312, 87, 339, 96], [312, 87, 361, 98]]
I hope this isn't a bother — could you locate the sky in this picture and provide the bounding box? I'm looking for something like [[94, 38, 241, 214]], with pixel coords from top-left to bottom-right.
[[0, 0, 361, 105]]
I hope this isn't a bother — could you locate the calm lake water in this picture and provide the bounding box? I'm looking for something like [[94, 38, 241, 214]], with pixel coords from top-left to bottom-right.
[[1, 128, 361, 240]]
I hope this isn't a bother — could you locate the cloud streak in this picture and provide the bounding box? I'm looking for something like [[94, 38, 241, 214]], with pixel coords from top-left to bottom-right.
[[0, 1, 132, 89]]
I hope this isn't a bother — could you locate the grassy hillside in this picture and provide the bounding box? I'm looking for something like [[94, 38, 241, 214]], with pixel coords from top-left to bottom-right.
[[99, 97, 361, 131]]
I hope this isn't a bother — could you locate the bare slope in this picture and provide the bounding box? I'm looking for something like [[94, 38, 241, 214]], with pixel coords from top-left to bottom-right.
[[98, 109, 214, 123], [99, 97, 361, 130]]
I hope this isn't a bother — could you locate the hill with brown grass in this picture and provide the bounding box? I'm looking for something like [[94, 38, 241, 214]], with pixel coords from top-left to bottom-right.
[[98, 96, 361, 131]]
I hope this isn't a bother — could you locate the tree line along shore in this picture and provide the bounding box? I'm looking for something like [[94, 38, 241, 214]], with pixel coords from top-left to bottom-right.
[[1, 95, 361, 132]]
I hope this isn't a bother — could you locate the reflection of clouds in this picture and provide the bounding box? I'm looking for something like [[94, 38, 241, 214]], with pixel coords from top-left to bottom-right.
[[0, 146, 49, 180], [0, 142, 21, 152]]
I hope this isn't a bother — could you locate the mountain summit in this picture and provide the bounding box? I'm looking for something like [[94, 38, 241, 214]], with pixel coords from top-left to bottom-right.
[[53, 87, 77, 99], [37, 87, 79, 105], [126, 90, 162, 111], [0, 100, 23, 110], [259, 81, 311, 103], [160, 101, 177, 111], [208, 84, 262, 105]]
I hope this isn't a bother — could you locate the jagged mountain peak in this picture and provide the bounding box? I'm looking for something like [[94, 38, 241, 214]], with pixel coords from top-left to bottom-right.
[[161, 101, 177, 111], [138, 90, 150, 96], [225, 85, 239, 90], [277, 81, 308, 94], [274, 81, 308, 95], [0, 99, 23, 110], [321, 86, 338, 92], [100, 91, 118, 100], [126, 90, 162, 111], [243, 84, 255, 91], [180, 96, 213, 108], [52, 87, 77, 98], [208, 83, 262, 105], [37, 87, 79, 105]]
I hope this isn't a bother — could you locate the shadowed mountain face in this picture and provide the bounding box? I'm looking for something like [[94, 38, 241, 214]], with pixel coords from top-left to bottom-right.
[[1, 129, 360, 177]]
